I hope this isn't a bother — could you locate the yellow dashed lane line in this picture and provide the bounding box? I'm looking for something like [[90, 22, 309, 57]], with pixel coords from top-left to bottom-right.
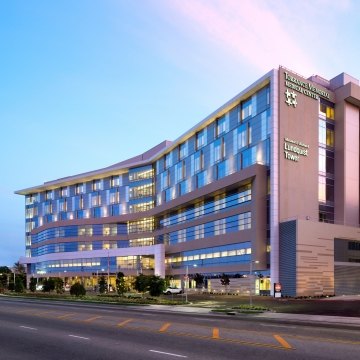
[[14, 307, 360, 350], [83, 315, 103, 323], [123, 326, 293, 351], [159, 322, 171, 332], [273, 334, 292, 349], [117, 318, 133, 327], [57, 313, 75, 319], [34, 311, 54, 316]]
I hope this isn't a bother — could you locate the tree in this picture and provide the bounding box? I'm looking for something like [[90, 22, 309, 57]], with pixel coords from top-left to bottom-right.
[[13, 262, 26, 275], [14, 277, 25, 293], [134, 274, 150, 296], [115, 272, 127, 296], [70, 283, 86, 297], [29, 277, 37, 292], [13, 262, 26, 290], [148, 276, 165, 297], [220, 273, 230, 293], [0, 266, 11, 290], [164, 275, 173, 288], [42, 278, 55, 293], [98, 275, 107, 294], [193, 273, 204, 288], [54, 278, 64, 294], [0, 266, 11, 273]]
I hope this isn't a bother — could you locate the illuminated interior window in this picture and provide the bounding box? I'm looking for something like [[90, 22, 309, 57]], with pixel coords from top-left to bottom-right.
[[129, 201, 154, 213], [129, 237, 154, 247], [128, 218, 154, 233]]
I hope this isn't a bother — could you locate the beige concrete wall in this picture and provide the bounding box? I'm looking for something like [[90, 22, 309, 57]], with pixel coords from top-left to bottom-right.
[[296, 220, 360, 296], [333, 81, 360, 226], [334, 101, 360, 226], [278, 68, 328, 222]]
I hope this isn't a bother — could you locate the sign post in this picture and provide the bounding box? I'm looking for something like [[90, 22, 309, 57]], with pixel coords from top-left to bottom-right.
[[274, 283, 282, 298]]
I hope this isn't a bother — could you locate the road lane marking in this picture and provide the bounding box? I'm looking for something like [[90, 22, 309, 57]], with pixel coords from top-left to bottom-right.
[[68, 335, 90, 340], [149, 350, 187, 358], [19, 326, 37, 330], [34, 311, 53, 316], [57, 313, 75, 319], [261, 323, 297, 329], [274, 334, 292, 349], [117, 318, 133, 327], [83, 315, 102, 323], [159, 322, 171, 332], [212, 327, 220, 339], [127, 325, 291, 351], [284, 333, 360, 345], [16, 309, 34, 314]]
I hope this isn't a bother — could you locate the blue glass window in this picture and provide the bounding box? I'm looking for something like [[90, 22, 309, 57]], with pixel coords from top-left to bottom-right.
[[179, 142, 188, 160], [217, 160, 228, 180], [214, 138, 225, 163], [216, 115, 228, 136], [197, 170, 207, 188], [196, 128, 207, 149], [241, 97, 252, 120], [179, 180, 188, 196], [194, 150, 204, 173]]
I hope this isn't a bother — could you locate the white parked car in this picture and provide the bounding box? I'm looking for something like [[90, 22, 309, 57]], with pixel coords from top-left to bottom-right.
[[36, 284, 44, 291], [163, 286, 183, 295]]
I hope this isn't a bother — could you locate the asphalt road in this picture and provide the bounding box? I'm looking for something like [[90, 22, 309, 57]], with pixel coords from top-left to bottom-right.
[[0, 297, 359, 359]]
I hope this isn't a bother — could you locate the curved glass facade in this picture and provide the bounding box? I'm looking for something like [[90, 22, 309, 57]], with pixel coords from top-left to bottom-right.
[[18, 81, 271, 291]]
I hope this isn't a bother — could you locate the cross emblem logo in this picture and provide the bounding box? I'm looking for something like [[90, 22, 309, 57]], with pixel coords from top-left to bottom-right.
[[285, 89, 297, 107]]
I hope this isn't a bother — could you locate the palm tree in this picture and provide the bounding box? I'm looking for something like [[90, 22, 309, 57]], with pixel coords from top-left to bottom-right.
[[13, 261, 26, 275]]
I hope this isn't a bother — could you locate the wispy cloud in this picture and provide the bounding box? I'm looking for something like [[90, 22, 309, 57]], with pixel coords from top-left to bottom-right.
[[159, 0, 350, 76], [161, 0, 314, 73]]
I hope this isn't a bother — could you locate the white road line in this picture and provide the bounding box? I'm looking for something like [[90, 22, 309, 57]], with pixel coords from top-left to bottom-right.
[[68, 335, 90, 340], [260, 323, 297, 329], [19, 326, 37, 330], [149, 350, 187, 358]]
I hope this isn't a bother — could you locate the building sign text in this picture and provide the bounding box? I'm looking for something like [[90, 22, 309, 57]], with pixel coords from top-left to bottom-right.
[[284, 71, 330, 103], [284, 137, 309, 162]]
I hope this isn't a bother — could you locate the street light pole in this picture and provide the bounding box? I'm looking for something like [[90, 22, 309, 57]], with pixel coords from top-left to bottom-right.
[[107, 250, 110, 293], [249, 259, 259, 307], [185, 265, 188, 303]]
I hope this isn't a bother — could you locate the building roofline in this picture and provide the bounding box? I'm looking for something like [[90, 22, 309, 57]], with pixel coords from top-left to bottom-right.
[[15, 69, 275, 196]]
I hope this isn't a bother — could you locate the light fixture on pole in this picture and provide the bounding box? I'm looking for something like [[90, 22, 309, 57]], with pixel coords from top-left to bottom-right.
[[107, 250, 110, 293], [185, 265, 188, 303], [249, 259, 259, 307]]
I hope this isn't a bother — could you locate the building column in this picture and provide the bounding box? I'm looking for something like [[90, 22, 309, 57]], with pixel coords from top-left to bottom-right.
[[154, 244, 165, 278]]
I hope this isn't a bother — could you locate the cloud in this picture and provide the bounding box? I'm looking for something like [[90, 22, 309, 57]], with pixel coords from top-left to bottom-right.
[[158, 0, 335, 76], [162, 0, 316, 73]]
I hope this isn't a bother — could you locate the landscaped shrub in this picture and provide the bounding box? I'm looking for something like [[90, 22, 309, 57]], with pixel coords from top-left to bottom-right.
[[70, 283, 86, 297]]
